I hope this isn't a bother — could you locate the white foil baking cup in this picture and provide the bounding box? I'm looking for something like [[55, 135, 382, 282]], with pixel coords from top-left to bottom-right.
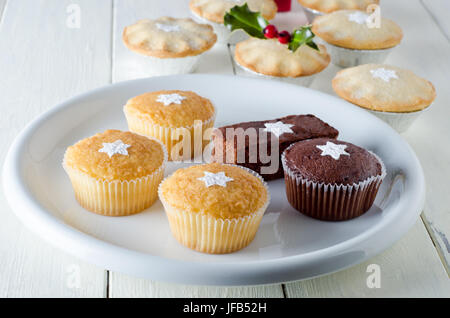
[[158, 164, 270, 254], [368, 107, 428, 133], [124, 108, 216, 161], [191, 11, 230, 44], [301, 6, 324, 23], [63, 142, 167, 216], [126, 52, 203, 77], [235, 59, 317, 87], [190, 11, 249, 44], [320, 41, 394, 68], [281, 147, 386, 221]]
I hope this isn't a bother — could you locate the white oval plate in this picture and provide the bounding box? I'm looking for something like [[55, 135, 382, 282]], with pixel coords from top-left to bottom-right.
[[3, 74, 425, 286]]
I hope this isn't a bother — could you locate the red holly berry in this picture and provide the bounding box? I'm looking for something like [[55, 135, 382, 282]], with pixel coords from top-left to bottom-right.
[[263, 24, 278, 39], [278, 30, 291, 44]]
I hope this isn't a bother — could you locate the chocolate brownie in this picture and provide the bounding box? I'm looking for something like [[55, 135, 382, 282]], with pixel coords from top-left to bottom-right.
[[211, 114, 339, 180]]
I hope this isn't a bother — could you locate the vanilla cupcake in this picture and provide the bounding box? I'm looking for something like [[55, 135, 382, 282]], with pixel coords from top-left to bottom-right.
[[298, 0, 379, 22], [63, 130, 167, 216], [159, 163, 270, 254], [332, 64, 436, 132], [124, 90, 216, 161], [189, 0, 277, 43], [122, 17, 217, 76], [312, 10, 403, 67], [234, 38, 330, 86]]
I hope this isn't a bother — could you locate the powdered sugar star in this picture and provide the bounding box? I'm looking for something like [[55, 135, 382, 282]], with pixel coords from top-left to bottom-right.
[[317, 141, 350, 160], [263, 121, 294, 138], [156, 93, 186, 106], [197, 171, 234, 188], [348, 11, 369, 25], [155, 23, 181, 33], [98, 140, 131, 158], [370, 68, 398, 82]]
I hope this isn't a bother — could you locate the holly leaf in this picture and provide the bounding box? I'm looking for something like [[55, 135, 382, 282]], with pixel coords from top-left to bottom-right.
[[288, 25, 319, 52], [224, 4, 269, 39]]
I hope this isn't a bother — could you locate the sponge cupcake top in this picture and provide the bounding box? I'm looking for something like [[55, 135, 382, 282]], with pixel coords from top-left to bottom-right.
[[63, 130, 166, 181], [124, 90, 216, 127], [159, 163, 268, 219]]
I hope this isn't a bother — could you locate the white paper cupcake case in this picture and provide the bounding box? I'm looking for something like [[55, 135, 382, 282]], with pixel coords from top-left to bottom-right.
[[281, 147, 386, 221], [368, 107, 428, 133], [158, 164, 270, 254], [235, 59, 317, 87], [124, 108, 216, 161], [320, 40, 394, 68], [63, 142, 168, 216], [301, 6, 324, 23]]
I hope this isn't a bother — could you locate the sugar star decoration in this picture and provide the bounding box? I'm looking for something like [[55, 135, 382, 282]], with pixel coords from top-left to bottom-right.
[[155, 23, 181, 33], [348, 11, 369, 24], [98, 139, 131, 158], [370, 68, 398, 82], [156, 93, 186, 106], [263, 121, 294, 138], [197, 171, 234, 188], [316, 141, 350, 160]]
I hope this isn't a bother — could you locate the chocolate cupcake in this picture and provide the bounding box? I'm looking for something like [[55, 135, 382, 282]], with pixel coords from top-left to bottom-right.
[[282, 138, 386, 221]]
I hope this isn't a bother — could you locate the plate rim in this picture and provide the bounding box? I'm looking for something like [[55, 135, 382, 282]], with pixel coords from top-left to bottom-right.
[[2, 74, 426, 285]]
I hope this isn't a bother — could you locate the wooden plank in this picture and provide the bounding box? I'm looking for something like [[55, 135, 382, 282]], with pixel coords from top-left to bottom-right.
[[109, 0, 284, 297], [109, 276, 284, 298], [417, 0, 450, 272], [386, 0, 450, 272], [286, 0, 450, 296], [285, 220, 450, 297], [421, 0, 450, 41], [110, 0, 449, 296], [0, 0, 6, 20], [0, 0, 112, 297], [296, 0, 450, 274]]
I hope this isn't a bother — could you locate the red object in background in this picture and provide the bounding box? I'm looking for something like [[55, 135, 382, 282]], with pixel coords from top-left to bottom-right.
[[275, 0, 292, 12], [278, 30, 291, 44], [263, 25, 278, 38]]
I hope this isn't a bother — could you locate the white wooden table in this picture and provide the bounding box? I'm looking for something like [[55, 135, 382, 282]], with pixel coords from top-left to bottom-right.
[[0, 0, 449, 297]]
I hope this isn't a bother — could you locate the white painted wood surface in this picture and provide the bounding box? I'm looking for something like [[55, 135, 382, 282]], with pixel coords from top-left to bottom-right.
[[421, 0, 450, 41], [0, 0, 449, 297], [285, 220, 450, 297], [416, 0, 450, 272], [0, 0, 110, 297], [0, 0, 6, 18], [109, 0, 284, 297], [384, 0, 450, 273]]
